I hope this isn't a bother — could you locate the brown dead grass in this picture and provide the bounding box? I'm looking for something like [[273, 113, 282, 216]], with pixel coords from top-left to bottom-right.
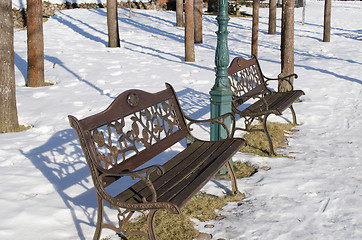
[[240, 122, 295, 156], [124, 193, 246, 240]]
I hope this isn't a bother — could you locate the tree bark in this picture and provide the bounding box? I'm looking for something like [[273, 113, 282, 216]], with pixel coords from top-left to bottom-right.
[[185, 0, 195, 62], [323, 0, 331, 42], [129, 0, 132, 18], [252, 0, 259, 57], [107, 0, 120, 47], [27, 0, 45, 87], [0, 1, 20, 133], [176, 0, 184, 27], [194, 0, 203, 44], [268, 0, 277, 34], [279, 0, 295, 92]]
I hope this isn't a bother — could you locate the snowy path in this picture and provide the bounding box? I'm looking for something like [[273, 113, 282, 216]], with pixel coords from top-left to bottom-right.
[[1, 1, 361, 239]]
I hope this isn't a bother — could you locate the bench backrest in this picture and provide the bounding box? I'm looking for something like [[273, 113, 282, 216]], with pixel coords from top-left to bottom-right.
[[68, 83, 188, 187], [227, 56, 267, 104]]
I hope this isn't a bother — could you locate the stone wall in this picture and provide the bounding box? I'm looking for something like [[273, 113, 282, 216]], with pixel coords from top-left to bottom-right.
[[13, 1, 156, 29]]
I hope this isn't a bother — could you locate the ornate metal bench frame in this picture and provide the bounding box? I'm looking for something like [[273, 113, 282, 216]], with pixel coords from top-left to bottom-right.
[[68, 83, 246, 239], [228, 56, 305, 155]]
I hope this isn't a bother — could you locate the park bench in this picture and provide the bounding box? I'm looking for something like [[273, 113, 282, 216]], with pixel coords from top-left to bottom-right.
[[228, 56, 305, 155], [68, 83, 246, 240]]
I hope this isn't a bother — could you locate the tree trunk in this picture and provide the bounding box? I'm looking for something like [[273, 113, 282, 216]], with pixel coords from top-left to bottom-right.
[[268, 0, 277, 34], [252, 0, 259, 57], [107, 0, 120, 47], [279, 0, 295, 92], [27, 0, 44, 87], [0, 1, 20, 133], [323, 0, 331, 42], [129, 0, 132, 18], [176, 0, 184, 27], [236, 0, 241, 16], [194, 0, 203, 44], [185, 0, 195, 62]]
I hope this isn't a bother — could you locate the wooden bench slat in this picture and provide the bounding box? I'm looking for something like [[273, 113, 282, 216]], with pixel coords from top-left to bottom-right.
[[115, 140, 207, 203], [242, 90, 303, 116], [162, 139, 244, 208], [117, 140, 226, 204], [150, 141, 229, 203]]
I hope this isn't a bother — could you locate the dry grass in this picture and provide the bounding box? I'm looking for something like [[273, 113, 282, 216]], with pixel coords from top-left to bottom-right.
[[124, 193, 246, 240], [104, 164, 255, 240], [0, 124, 31, 134], [240, 122, 295, 156]]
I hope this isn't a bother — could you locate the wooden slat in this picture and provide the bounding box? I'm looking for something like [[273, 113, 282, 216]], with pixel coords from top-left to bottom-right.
[[121, 141, 222, 203], [163, 139, 245, 208], [115, 140, 208, 203], [239, 90, 304, 116], [146, 141, 227, 201], [115, 139, 246, 208]]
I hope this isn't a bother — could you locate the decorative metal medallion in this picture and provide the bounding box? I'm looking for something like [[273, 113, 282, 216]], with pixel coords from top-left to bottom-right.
[[127, 93, 139, 107]]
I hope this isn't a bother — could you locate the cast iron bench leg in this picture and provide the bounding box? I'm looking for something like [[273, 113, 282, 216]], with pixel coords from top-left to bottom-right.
[[263, 114, 276, 156], [147, 209, 158, 240], [94, 194, 104, 240], [290, 105, 297, 125]]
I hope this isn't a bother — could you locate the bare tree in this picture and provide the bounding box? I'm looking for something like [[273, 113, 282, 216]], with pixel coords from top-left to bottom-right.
[[185, 0, 195, 62], [107, 0, 120, 47], [0, 0, 20, 133], [194, 0, 203, 44], [176, 0, 184, 27], [27, 0, 45, 87], [279, 0, 295, 92], [323, 0, 331, 42], [268, 0, 277, 34], [252, 0, 259, 57]]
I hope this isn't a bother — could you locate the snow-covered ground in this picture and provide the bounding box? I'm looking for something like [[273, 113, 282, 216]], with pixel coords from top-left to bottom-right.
[[1, 1, 361, 239]]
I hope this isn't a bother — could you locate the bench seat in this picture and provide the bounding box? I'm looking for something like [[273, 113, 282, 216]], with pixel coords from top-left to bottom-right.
[[235, 90, 305, 118], [116, 139, 244, 209]]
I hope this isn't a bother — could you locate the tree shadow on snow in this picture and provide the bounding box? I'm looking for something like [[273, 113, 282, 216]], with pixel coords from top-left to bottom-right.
[[20, 129, 98, 239], [52, 11, 108, 46]]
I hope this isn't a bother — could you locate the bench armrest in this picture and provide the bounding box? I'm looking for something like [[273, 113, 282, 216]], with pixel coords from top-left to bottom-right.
[[184, 112, 236, 139], [264, 73, 298, 91], [100, 165, 165, 203]]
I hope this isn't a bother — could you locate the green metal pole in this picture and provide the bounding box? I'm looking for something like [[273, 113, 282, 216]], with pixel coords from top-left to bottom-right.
[[210, 0, 232, 174]]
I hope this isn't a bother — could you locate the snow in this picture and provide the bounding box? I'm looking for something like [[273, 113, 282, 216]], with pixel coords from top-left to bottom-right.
[[2, 1, 362, 239], [12, 0, 146, 9]]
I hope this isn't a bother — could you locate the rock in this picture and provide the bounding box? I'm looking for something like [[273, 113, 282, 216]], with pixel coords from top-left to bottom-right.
[[214, 214, 226, 220], [260, 166, 271, 171], [195, 232, 212, 240], [204, 224, 214, 228]]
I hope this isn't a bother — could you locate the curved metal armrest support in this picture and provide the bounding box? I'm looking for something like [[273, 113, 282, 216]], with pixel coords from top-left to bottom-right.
[[232, 94, 269, 113], [232, 95, 245, 105], [184, 112, 236, 139], [100, 165, 165, 203], [264, 73, 298, 91]]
